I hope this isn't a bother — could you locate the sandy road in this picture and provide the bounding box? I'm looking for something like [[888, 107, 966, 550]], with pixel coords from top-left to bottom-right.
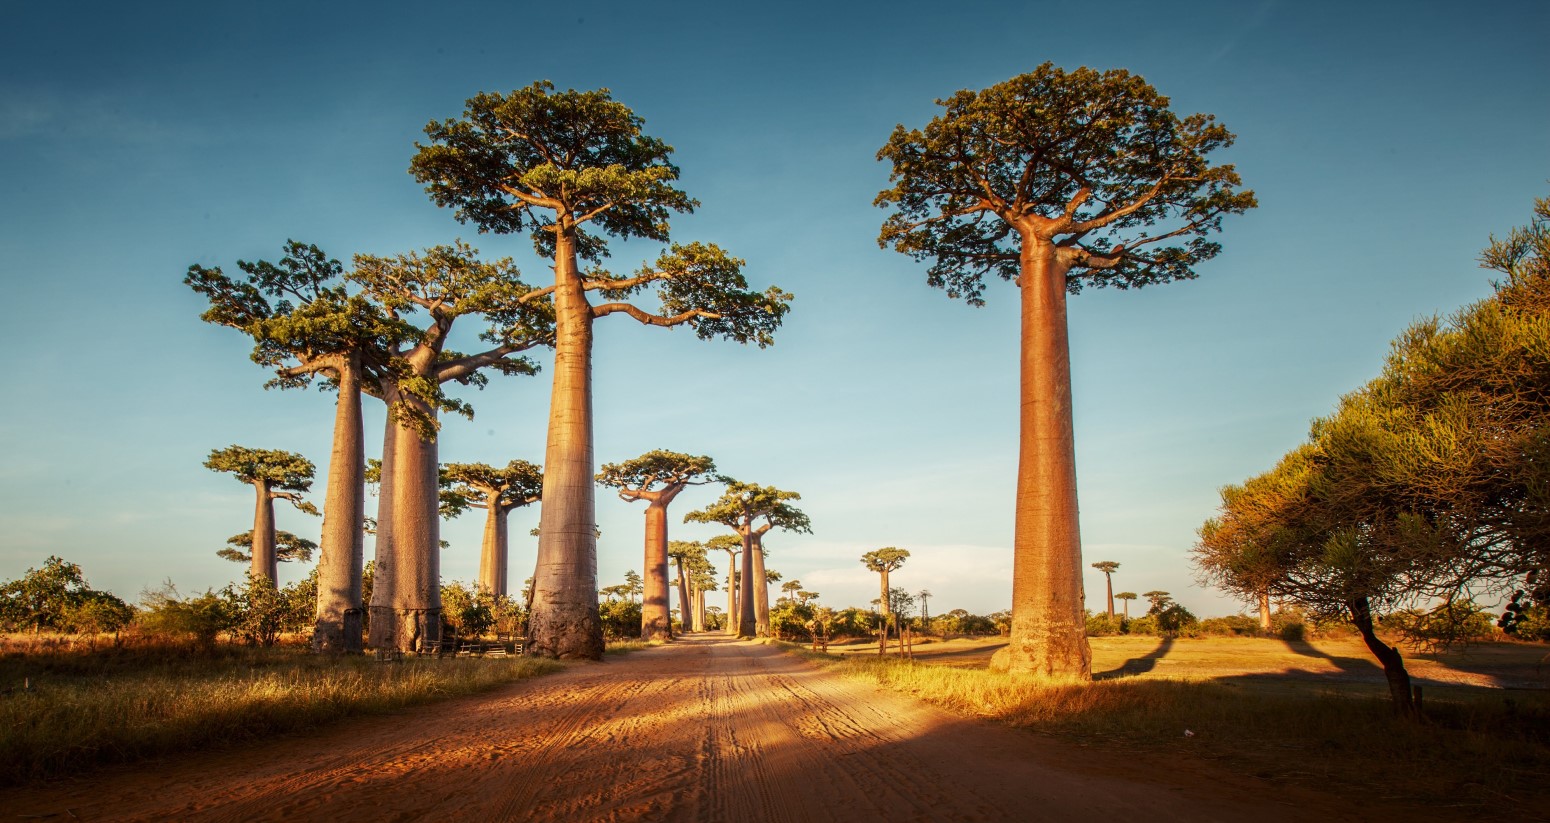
[[5, 636, 1423, 822]]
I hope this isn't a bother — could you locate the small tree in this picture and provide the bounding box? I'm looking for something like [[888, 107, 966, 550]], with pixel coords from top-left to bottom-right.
[[1091, 561, 1120, 617], [205, 446, 319, 586], [598, 450, 718, 640], [685, 481, 811, 637], [1114, 591, 1137, 618], [441, 460, 544, 597], [706, 534, 742, 635], [877, 64, 1255, 679], [0, 557, 132, 634], [861, 547, 911, 630], [217, 531, 317, 565]]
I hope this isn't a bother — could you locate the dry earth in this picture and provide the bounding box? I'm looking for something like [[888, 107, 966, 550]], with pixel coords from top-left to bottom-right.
[[4, 635, 1448, 822]]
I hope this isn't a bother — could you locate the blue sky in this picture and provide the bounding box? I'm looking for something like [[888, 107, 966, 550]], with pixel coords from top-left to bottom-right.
[[1, 0, 1546, 619]]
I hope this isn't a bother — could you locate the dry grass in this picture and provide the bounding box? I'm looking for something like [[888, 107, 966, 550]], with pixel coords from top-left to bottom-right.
[[791, 639, 1550, 816], [0, 635, 560, 785]]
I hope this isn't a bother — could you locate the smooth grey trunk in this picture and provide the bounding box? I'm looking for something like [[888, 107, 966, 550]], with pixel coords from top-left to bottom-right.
[[251, 480, 278, 585], [674, 555, 691, 633], [478, 491, 510, 597], [996, 241, 1092, 680], [724, 551, 739, 635], [367, 414, 399, 648], [751, 535, 770, 636], [383, 393, 442, 653], [313, 360, 365, 654], [738, 526, 756, 638], [529, 231, 604, 659]]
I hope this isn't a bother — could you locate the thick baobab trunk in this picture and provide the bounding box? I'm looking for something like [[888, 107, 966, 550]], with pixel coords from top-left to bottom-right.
[[382, 397, 442, 653], [367, 418, 398, 648], [1258, 591, 1272, 632], [529, 233, 604, 659], [1104, 573, 1115, 618], [314, 361, 365, 654], [694, 588, 705, 632], [674, 556, 691, 633], [478, 493, 509, 597], [751, 535, 770, 636], [725, 554, 739, 635], [1349, 596, 1417, 718], [640, 500, 672, 641], [738, 528, 757, 638], [879, 568, 891, 621], [993, 243, 1092, 680], [251, 480, 278, 585]]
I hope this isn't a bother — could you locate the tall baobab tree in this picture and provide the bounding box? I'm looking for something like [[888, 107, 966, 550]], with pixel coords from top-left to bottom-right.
[[188, 241, 410, 654], [876, 64, 1255, 679], [918, 588, 932, 632], [441, 460, 544, 597], [204, 446, 318, 586], [706, 534, 742, 635], [351, 243, 553, 652], [861, 548, 910, 632], [598, 450, 717, 641], [1115, 591, 1137, 618], [1091, 561, 1120, 617], [690, 563, 718, 630], [668, 540, 703, 631], [410, 82, 793, 659], [686, 481, 811, 637], [780, 579, 802, 605]]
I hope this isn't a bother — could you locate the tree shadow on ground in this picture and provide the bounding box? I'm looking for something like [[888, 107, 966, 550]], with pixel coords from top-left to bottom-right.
[[1094, 637, 1173, 680], [1279, 639, 1383, 677]]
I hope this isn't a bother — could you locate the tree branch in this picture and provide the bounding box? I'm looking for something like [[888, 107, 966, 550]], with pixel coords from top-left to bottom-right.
[[591, 303, 716, 326]]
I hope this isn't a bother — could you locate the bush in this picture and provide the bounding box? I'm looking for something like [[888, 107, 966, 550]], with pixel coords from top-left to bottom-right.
[[598, 599, 642, 639], [1125, 615, 1159, 636], [0, 557, 133, 634], [1085, 612, 1124, 636], [137, 583, 240, 650], [1198, 614, 1260, 637], [769, 602, 815, 640]]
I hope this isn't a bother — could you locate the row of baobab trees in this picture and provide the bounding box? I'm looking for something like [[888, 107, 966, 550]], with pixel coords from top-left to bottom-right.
[[190, 60, 1255, 674]]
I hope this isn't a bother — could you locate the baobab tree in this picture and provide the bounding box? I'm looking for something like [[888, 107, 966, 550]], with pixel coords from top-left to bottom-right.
[[1091, 561, 1120, 617], [441, 460, 543, 597], [188, 241, 410, 654], [706, 534, 742, 635], [217, 531, 316, 565], [686, 481, 811, 637], [598, 450, 717, 640], [351, 243, 553, 653], [205, 446, 318, 586], [861, 547, 910, 631], [780, 579, 802, 605], [410, 82, 794, 659], [1115, 591, 1137, 618], [876, 64, 1256, 678], [918, 588, 932, 632], [668, 540, 704, 631]]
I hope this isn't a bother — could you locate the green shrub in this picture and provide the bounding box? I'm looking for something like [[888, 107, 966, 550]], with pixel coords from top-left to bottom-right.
[[0, 557, 133, 634], [137, 584, 240, 650], [1198, 614, 1260, 637], [1085, 612, 1124, 636], [598, 599, 642, 639]]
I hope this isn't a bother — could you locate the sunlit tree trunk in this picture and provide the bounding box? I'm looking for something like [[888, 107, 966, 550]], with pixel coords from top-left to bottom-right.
[[641, 501, 673, 641], [738, 526, 757, 638], [1258, 591, 1272, 632], [368, 419, 398, 649], [383, 390, 442, 653], [1104, 572, 1115, 618], [725, 555, 738, 635], [529, 230, 604, 659], [751, 534, 770, 636], [996, 240, 1092, 680], [251, 479, 278, 585], [314, 358, 365, 654], [478, 491, 509, 597], [674, 555, 691, 633]]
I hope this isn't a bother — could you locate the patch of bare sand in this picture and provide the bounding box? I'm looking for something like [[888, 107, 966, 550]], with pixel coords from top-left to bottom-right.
[[2, 636, 1447, 821]]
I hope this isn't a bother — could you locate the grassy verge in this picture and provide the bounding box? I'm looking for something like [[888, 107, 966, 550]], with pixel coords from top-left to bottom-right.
[[0, 641, 560, 785], [787, 644, 1550, 814]]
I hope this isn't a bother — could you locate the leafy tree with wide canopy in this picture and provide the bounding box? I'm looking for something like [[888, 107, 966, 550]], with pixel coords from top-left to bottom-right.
[[188, 241, 410, 653], [685, 481, 810, 637], [441, 460, 544, 597], [876, 64, 1255, 679], [1196, 195, 1550, 716], [410, 82, 793, 659], [204, 446, 319, 587], [0, 557, 133, 634], [1114, 591, 1137, 618], [351, 242, 553, 652], [598, 450, 717, 640]]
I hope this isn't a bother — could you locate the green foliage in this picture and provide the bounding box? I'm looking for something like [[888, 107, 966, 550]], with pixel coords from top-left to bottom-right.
[[0, 557, 132, 634], [1380, 602, 1499, 648], [861, 547, 910, 575], [440, 460, 543, 518], [1085, 611, 1125, 637], [768, 601, 815, 640], [204, 445, 316, 496], [1197, 614, 1261, 637], [440, 581, 506, 639], [216, 530, 317, 564], [931, 608, 1000, 636], [233, 571, 315, 647], [598, 450, 716, 496], [598, 599, 643, 639], [684, 480, 812, 535], [876, 63, 1255, 303], [137, 584, 240, 650], [1195, 194, 1550, 649]]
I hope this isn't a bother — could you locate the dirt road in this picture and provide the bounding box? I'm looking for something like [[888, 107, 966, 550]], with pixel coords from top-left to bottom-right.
[[5, 636, 1422, 821]]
